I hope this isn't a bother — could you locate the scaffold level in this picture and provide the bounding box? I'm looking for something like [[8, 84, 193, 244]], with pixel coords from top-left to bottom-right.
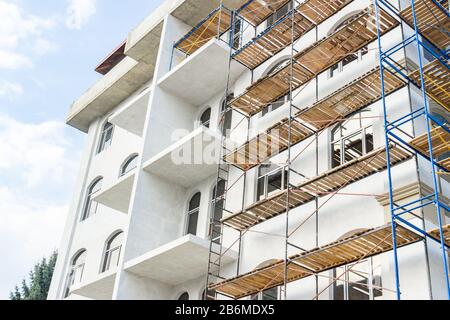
[[429, 224, 450, 246], [230, 6, 398, 117], [223, 145, 413, 231], [408, 59, 450, 110], [210, 224, 423, 299], [409, 124, 450, 171], [225, 67, 406, 171], [174, 6, 232, 56], [237, 0, 292, 26], [399, 0, 450, 50], [233, 0, 354, 70]]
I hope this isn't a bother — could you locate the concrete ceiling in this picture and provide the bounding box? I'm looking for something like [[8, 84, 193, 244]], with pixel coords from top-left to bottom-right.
[[67, 57, 153, 133], [125, 235, 237, 285]]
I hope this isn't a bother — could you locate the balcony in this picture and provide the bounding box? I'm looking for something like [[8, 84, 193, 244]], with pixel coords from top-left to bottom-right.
[[93, 171, 136, 213], [70, 270, 116, 300], [143, 126, 227, 188], [159, 38, 245, 106], [110, 87, 150, 136], [124, 234, 237, 285]]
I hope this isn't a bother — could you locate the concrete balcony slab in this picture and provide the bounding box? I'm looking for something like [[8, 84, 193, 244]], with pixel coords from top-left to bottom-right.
[[158, 38, 245, 106], [143, 126, 226, 188], [110, 87, 150, 136], [124, 235, 237, 285], [70, 270, 116, 300], [93, 171, 136, 213]]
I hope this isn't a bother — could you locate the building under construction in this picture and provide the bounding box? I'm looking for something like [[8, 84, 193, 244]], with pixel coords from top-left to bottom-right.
[[48, 0, 449, 300]]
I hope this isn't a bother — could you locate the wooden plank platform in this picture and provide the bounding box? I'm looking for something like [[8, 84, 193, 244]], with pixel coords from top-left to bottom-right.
[[400, 0, 450, 50], [223, 145, 413, 231], [409, 125, 450, 171], [233, 0, 354, 70], [225, 67, 406, 171], [409, 59, 450, 111], [429, 224, 450, 247], [174, 7, 232, 55], [237, 0, 292, 26], [230, 6, 398, 116], [210, 224, 422, 299]]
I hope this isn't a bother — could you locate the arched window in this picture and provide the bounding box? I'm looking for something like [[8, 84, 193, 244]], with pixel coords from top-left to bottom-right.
[[251, 260, 280, 300], [178, 292, 189, 300], [262, 59, 291, 116], [329, 13, 368, 78], [186, 193, 201, 236], [221, 93, 234, 137], [200, 108, 211, 128], [331, 108, 374, 168], [64, 250, 87, 297], [332, 229, 382, 300], [81, 178, 103, 221], [210, 180, 226, 244], [102, 231, 124, 273], [120, 154, 139, 177], [97, 121, 114, 154], [257, 164, 288, 201]]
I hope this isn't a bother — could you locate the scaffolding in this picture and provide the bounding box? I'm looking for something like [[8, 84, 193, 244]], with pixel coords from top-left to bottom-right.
[[374, 0, 450, 299], [171, 0, 450, 300]]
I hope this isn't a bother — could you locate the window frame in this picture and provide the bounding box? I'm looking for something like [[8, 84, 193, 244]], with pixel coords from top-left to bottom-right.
[[81, 177, 103, 221], [330, 109, 375, 169], [261, 59, 291, 117], [101, 231, 124, 273], [331, 257, 383, 300], [120, 154, 139, 177], [97, 121, 114, 154], [256, 164, 288, 202], [266, 2, 293, 28], [199, 107, 212, 129], [186, 192, 201, 236]]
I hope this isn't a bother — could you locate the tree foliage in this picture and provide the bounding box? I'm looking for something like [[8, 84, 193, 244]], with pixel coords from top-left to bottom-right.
[[10, 251, 58, 300]]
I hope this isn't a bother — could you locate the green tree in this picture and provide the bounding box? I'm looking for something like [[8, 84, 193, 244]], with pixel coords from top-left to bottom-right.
[[10, 251, 58, 300]]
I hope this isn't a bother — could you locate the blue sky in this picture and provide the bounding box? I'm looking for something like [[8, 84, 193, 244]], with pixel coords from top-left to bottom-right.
[[0, 0, 163, 299]]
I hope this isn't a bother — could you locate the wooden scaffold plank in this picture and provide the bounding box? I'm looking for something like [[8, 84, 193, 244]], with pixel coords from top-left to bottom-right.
[[210, 224, 423, 299], [399, 0, 450, 51], [225, 67, 406, 170], [222, 144, 413, 231], [233, 0, 355, 69], [230, 6, 399, 116], [174, 6, 232, 56]]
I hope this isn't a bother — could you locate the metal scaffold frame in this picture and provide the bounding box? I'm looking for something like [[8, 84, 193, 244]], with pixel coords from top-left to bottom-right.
[[374, 0, 450, 300], [196, 0, 450, 301]]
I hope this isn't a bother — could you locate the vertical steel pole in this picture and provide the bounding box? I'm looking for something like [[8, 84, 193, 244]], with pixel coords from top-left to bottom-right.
[[374, 0, 401, 300], [409, 0, 450, 299]]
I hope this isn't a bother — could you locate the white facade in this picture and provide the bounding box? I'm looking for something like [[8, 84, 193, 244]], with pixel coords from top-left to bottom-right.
[[48, 0, 449, 300]]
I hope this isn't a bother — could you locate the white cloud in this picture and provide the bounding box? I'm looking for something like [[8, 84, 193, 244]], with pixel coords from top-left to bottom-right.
[[0, 114, 79, 298], [0, 114, 79, 188], [66, 0, 97, 30], [0, 80, 24, 100], [0, 1, 56, 70], [0, 49, 32, 69], [33, 38, 59, 56]]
